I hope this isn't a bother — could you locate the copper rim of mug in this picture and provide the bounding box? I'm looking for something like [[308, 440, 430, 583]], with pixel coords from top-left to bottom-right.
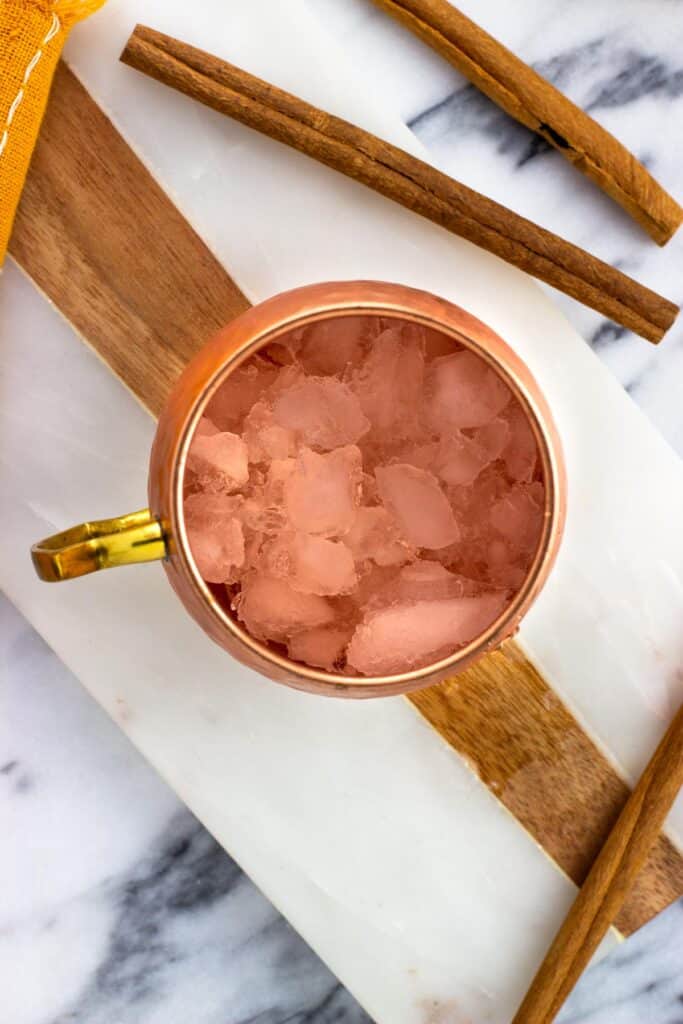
[[168, 299, 566, 696]]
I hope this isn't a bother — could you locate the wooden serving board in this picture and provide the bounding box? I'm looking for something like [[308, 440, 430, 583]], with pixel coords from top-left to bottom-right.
[[11, 61, 682, 936]]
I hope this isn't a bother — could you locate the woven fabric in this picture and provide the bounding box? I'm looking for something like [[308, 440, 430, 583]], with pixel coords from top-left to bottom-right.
[[0, 0, 104, 262]]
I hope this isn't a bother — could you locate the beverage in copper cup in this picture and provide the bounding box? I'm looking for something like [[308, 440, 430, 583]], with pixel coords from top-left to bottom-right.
[[31, 281, 565, 697]]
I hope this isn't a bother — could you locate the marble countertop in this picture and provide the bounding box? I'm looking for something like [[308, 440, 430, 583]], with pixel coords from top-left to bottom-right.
[[2, 1, 683, 1021]]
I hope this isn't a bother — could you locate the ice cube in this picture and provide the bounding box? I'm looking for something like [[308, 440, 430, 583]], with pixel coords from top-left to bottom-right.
[[297, 316, 376, 376], [194, 415, 220, 437], [342, 506, 412, 567], [366, 560, 483, 610], [396, 441, 440, 471], [239, 488, 286, 537], [237, 574, 336, 642], [273, 377, 369, 450], [489, 483, 544, 554], [242, 401, 297, 462], [502, 403, 539, 483], [184, 491, 243, 526], [426, 350, 511, 431], [435, 416, 511, 487], [423, 327, 460, 360], [187, 520, 245, 584], [447, 462, 510, 528], [186, 431, 249, 493], [349, 563, 404, 610], [476, 418, 510, 461], [264, 532, 357, 595], [434, 432, 487, 486], [351, 325, 425, 440], [360, 471, 379, 505], [268, 363, 306, 396], [486, 538, 528, 589], [375, 463, 460, 549], [346, 592, 509, 675], [205, 357, 279, 429], [263, 458, 297, 505], [393, 561, 482, 601], [185, 430, 249, 493], [284, 446, 362, 537], [287, 624, 354, 670], [183, 493, 245, 584]]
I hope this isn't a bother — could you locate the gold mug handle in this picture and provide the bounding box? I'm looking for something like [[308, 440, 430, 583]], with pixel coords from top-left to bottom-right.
[[31, 508, 167, 582]]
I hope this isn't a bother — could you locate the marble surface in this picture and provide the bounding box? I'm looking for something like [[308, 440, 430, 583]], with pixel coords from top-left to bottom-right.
[[2, 592, 682, 1024], [2, 0, 683, 1021], [0, 593, 369, 1024]]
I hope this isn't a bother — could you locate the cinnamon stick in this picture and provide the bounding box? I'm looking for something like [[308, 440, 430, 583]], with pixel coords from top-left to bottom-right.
[[512, 702, 683, 1024], [120, 25, 678, 344], [371, 0, 683, 246]]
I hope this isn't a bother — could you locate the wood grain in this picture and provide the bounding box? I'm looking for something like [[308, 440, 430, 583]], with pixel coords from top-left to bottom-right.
[[370, 0, 683, 245], [409, 640, 683, 935], [119, 25, 679, 344], [512, 701, 683, 1023], [9, 61, 250, 417], [10, 62, 682, 934]]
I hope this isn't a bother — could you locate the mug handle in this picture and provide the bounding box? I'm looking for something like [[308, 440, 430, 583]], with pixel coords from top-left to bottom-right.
[[31, 508, 167, 582]]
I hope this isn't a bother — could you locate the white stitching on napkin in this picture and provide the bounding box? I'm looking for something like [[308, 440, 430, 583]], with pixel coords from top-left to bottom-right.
[[0, 11, 61, 159]]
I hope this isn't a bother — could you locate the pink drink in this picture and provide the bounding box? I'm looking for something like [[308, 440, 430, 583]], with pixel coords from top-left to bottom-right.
[[183, 316, 545, 676]]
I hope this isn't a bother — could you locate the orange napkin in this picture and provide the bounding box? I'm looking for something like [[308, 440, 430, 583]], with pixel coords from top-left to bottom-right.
[[0, 0, 104, 262]]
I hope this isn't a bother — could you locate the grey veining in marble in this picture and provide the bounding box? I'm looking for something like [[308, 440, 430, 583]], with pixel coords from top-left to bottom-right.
[[0, 593, 370, 1024], [2, 589, 682, 1024], [559, 901, 683, 1024]]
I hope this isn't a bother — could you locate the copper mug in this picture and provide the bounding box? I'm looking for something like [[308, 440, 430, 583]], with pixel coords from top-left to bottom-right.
[[31, 281, 566, 698]]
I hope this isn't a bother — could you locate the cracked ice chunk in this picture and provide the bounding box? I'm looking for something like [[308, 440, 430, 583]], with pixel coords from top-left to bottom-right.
[[346, 592, 509, 675], [434, 419, 509, 487], [297, 316, 376, 376], [435, 432, 488, 487], [184, 493, 245, 584], [243, 401, 297, 462], [264, 532, 357, 596], [188, 521, 244, 584], [351, 326, 425, 440], [343, 506, 412, 567], [184, 491, 243, 526], [284, 446, 362, 537], [287, 624, 354, 670], [237, 574, 335, 642], [187, 431, 249, 493], [195, 415, 220, 437], [447, 462, 510, 529], [502, 403, 539, 483], [391, 561, 482, 602], [349, 564, 403, 610], [375, 463, 460, 549], [264, 458, 297, 504], [273, 377, 369, 450], [268, 363, 306, 396], [490, 483, 544, 554], [426, 350, 511, 431], [423, 326, 460, 360], [396, 441, 439, 472], [477, 418, 510, 461], [240, 490, 286, 538], [486, 538, 528, 590], [205, 357, 279, 429]]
